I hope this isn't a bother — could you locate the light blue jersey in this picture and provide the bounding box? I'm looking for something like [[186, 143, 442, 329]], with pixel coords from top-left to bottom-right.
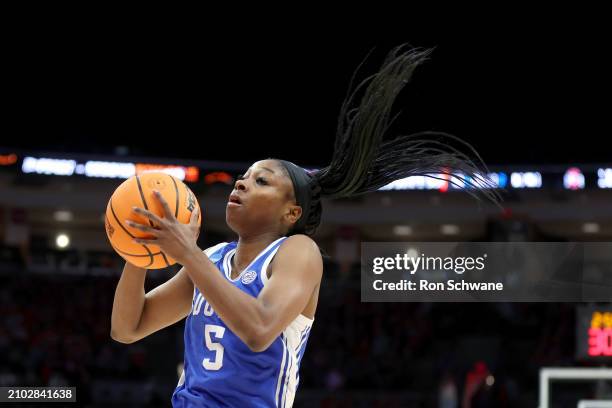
[[172, 237, 314, 408]]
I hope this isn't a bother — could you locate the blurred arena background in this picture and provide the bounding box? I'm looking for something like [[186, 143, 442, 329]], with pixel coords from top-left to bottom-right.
[[2, 18, 611, 407], [1, 147, 611, 407]]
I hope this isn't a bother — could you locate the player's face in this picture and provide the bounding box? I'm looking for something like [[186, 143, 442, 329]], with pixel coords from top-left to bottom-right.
[[226, 159, 301, 237]]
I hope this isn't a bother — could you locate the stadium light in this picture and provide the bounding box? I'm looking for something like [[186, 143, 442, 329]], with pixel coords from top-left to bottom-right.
[[56, 233, 70, 249]]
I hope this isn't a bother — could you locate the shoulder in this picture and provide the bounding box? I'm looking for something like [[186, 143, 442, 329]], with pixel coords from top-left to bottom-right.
[[266, 235, 322, 282], [278, 234, 321, 258], [203, 242, 228, 257], [202, 242, 235, 264], [272, 235, 322, 275]]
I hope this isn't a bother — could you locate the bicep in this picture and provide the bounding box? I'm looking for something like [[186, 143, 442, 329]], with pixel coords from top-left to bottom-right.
[[256, 236, 322, 344], [134, 267, 194, 340]]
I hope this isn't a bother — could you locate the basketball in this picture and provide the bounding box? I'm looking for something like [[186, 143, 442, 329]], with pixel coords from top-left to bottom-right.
[[104, 172, 202, 269]]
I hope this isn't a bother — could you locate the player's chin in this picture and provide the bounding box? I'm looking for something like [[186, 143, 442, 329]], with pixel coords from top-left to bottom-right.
[[225, 207, 245, 230], [225, 207, 268, 233]]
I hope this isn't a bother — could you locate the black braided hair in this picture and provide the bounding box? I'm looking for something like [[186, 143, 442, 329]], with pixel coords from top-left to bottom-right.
[[297, 175, 322, 237], [283, 44, 502, 237]]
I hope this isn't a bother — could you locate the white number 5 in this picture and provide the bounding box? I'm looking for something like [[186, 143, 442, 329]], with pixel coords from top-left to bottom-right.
[[203, 324, 225, 370]]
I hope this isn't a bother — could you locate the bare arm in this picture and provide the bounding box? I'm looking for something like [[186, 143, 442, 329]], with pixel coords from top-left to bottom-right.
[[181, 234, 322, 352], [110, 262, 194, 344], [125, 194, 322, 351]]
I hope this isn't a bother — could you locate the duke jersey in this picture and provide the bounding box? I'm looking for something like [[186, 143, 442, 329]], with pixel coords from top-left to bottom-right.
[[172, 237, 314, 408]]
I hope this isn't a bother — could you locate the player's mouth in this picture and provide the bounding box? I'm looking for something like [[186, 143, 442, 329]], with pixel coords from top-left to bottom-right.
[[227, 193, 243, 208]]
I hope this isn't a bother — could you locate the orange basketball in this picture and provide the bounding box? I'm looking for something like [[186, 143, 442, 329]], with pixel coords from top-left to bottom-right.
[[104, 172, 202, 269]]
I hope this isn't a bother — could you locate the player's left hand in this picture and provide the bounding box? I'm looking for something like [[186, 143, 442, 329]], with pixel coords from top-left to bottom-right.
[[126, 190, 201, 265]]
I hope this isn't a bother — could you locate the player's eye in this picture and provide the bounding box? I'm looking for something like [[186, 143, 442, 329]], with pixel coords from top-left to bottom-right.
[[256, 177, 268, 185]]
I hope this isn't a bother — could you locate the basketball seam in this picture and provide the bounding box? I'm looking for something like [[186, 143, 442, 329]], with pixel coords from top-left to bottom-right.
[[160, 252, 171, 267], [111, 243, 162, 257], [109, 198, 154, 268], [169, 174, 179, 218], [135, 175, 155, 228]]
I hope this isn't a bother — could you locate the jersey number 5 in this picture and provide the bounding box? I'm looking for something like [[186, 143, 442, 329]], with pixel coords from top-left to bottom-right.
[[203, 324, 225, 370]]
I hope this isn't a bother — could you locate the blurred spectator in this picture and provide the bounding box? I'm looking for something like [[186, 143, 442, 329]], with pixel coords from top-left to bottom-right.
[[3, 207, 31, 266], [462, 361, 491, 408], [334, 226, 359, 279], [439, 371, 458, 408]]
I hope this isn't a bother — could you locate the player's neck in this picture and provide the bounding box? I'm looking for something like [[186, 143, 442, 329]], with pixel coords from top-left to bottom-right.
[[233, 232, 283, 274]]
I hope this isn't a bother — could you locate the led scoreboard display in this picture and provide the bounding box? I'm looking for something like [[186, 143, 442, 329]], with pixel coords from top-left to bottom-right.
[[576, 305, 612, 360]]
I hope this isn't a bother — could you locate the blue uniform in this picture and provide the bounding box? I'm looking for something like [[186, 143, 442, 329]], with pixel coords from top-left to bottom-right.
[[172, 237, 314, 408]]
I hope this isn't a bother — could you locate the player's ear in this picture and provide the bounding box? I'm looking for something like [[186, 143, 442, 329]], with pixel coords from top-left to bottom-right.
[[285, 204, 302, 226]]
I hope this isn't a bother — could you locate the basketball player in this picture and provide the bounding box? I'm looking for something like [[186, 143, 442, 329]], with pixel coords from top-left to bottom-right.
[[110, 45, 501, 407]]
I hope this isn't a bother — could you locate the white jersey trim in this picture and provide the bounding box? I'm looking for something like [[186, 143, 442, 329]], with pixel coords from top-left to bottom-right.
[[259, 241, 282, 287], [278, 319, 312, 408], [223, 237, 285, 282], [204, 242, 228, 257], [274, 334, 288, 406]]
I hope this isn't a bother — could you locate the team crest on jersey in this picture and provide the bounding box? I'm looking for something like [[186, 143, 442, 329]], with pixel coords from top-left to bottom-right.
[[241, 270, 257, 285]]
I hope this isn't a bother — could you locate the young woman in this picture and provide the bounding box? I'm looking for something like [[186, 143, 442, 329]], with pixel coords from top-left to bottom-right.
[[110, 45, 500, 407]]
